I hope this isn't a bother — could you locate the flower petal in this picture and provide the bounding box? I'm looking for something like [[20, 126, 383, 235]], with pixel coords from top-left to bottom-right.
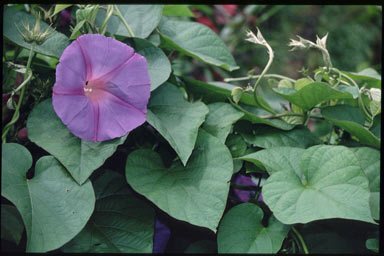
[[52, 94, 95, 141], [76, 34, 135, 79], [96, 92, 147, 141]]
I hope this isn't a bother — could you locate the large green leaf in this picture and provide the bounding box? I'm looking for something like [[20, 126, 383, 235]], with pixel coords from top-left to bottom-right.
[[1, 204, 24, 245], [128, 38, 171, 91], [182, 77, 258, 106], [158, 18, 239, 71], [321, 105, 380, 148], [351, 147, 380, 220], [1, 143, 95, 252], [62, 171, 154, 253], [147, 83, 209, 165], [27, 99, 127, 185], [4, 7, 70, 58], [217, 203, 289, 253], [96, 5, 163, 38], [342, 68, 381, 89], [163, 5, 195, 17], [272, 82, 354, 111], [260, 145, 374, 224], [203, 102, 244, 143], [125, 129, 233, 232], [240, 125, 319, 149], [255, 145, 374, 224]]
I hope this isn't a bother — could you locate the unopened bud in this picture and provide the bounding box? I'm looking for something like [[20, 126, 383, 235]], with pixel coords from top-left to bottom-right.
[[16, 12, 54, 45], [231, 87, 244, 104]]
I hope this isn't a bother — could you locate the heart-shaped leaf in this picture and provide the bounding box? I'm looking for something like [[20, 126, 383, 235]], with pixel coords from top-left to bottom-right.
[[1, 204, 24, 245], [341, 68, 381, 89], [217, 203, 290, 253], [242, 145, 374, 224], [4, 7, 69, 58], [203, 103, 244, 143], [321, 105, 380, 148], [147, 83, 209, 165], [1, 143, 95, 252], [62, 171, 155, 253], [96, 5, 163, 39], [240, 125, 319, 149], [27, 99, 127, 184], [273, 82, 354, 111], [158, 17, 239, 71], [125, 129, 233, 232], [128, 38, 171, 91], [351, 147, 380, 220]]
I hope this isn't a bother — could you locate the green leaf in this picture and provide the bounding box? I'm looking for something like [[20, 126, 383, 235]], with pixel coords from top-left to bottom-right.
[[238, 105, 295, 130], [158, 18, 239, 71], [217, 203, 289, 253], [52, 4, 72, 16], [370, 114, 381, 138], [240, 125, 319, 149], [96, 5, 163, 39], [163, 5, 195, 17], [202, 103, 244, 143], [294, 78, 312, 90], [69, 19, 86, 40], [321, 105, 380, 148], [125, 129, 233, 232], [182, 77, 258, 106], [366, 238, 379, 253], [62, 171, 155, 253], [128, 38, 171, 91], [257, 145, 374, 224], [4, 7, 70, 58], [27, 99, 127, 185], [351, 147, 380, 220], [273, 82, 354, 111], [147, 83, 209, 165], [1, 143, 95, 252], [1, 204, 24, 245], [278, 79, 293, 89], [342, 68, 381, 89]]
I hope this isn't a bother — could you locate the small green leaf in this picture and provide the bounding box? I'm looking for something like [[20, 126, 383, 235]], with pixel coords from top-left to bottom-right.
[[217, 203, 289, 253], [127, 38, 171, 91], [182, 77, 258, 106], [125, 129, 233, 232], [96, 5, 163, 38], [27, 99, 127, 184], [294, 78, 312, 90], [240, 125, 319, 149], [278, 79, 293, 89], [203, 102, 244, 143], [1, 204, 24, 245], [257, 145, 374, 224], [158, 17, 239, 71], [163, 5, 195, 17], [4, 7, 70, 58], [52, 4, 72, 16], [69, 19, 86, 40], [1, 143, 95, 252], [351, 147, 380, 220], [365, 238, 379, 253], [321, 105, 380, 148], [369, 100, 381, 117], [62, 171, 155, 253], [147, 83, 209, 165], [273, 82, 354, 111]]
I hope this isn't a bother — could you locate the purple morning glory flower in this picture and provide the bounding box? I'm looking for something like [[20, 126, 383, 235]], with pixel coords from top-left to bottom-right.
[[153, 218, 171, 253], [52, 34, 150, 142], [233, 174, 263, 202]]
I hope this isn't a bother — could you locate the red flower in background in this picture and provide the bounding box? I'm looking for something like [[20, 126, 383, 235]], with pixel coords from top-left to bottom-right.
[[192, 10, 219, 34]]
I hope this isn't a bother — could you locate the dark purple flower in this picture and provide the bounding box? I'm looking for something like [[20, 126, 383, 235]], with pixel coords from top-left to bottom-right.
[[52, 34, 150, 142], [233, 174, 263, 202], [153, 218, 171, 253]]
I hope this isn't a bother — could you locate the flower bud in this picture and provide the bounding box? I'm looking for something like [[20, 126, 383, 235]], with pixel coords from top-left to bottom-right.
[[16, 12, 54, 45]]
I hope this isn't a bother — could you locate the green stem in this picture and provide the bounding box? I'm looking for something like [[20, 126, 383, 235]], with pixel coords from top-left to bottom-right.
[[260, 112, 324, 120], [292, 226, 309, 254], [224, 74, 296, 83], [253, 42, 274, 94], [114, 5, 135, 37], [2, 43, 35, 144], [100, 5, 114, 35]]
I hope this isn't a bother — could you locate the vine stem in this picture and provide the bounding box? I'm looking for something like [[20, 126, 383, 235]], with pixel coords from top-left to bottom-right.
[[113, 5, 135, 37], [224, 74, 296, 83], [2, 43, 36, 143], [292, 226, 309, 254]]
